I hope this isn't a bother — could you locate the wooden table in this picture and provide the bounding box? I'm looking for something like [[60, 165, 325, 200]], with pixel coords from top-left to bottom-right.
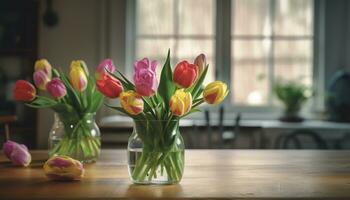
[[1, 150, 350, 199]]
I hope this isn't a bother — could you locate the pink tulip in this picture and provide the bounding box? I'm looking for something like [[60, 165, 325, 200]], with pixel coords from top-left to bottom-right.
[[33, 70, 50, 90], [3, 140, 31, 167], [46, 78, 67, 99], [133, 58, 158, 96], [95, 59, 116, 80]]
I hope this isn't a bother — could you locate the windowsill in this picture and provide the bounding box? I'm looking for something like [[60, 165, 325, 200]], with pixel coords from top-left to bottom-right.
[[98, 109, 329, 129]]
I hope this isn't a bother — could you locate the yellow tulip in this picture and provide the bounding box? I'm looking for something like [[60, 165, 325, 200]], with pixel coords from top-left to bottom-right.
[[203, 81, 229, 104], [34, 59, 52, 78], [169, 89, 192, 116], [120, 90, 144, 115], [69, 60, 88, 92]]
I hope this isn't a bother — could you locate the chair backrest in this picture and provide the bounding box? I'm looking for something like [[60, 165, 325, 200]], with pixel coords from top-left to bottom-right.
[[282, 129, 328, 149]]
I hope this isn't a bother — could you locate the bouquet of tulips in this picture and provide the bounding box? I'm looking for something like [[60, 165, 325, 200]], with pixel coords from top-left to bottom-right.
[[98, 50, 228, 183], [13, 59, 106, 161]]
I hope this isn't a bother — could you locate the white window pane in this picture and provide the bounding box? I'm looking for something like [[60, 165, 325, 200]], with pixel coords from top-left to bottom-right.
[[176, 39, 215, 84], [178, 0, 215, 36], [274, 40, 313, 85], [233, 0, 271, 36], [274, 0, 313, 36], [232, 40, 269, 105], [136, 0, 174, 35]]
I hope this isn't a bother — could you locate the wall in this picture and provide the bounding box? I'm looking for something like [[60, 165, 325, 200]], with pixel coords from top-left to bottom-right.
[[37, 0, 126, 148], [324, 0, 350, 85]]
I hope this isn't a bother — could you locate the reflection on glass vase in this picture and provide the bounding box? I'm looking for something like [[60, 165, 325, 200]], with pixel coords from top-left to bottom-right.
[[127, 120, 185, 185], [49, 112, 101, 163]]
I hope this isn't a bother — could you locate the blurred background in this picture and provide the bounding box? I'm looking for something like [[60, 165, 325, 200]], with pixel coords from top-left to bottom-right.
[[1, 0, 350, 150]]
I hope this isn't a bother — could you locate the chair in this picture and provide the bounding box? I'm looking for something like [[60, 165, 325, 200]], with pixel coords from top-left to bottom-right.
[[275, 129, 328, 149], [205, 106, 241, 148], [0, 115, 17, 140]]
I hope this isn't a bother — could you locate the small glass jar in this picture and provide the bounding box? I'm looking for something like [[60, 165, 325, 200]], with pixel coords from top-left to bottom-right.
[[127, 120, 185, 184], [49, 112, 101, 163]]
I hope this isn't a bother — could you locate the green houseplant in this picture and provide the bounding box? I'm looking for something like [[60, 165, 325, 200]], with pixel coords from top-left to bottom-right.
[[273, 80, 311, 122]]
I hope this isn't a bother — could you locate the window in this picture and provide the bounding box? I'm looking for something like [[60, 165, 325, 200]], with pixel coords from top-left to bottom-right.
[[131, 0, 314, 109], [134, 0, 216, 83], [232, 0, 314, 106]]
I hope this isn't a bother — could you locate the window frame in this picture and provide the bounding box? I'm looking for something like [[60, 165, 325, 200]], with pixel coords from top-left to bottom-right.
[[126, 0, 321, 118]]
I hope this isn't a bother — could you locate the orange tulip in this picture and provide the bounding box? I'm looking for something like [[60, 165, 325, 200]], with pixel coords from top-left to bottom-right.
[[120, 90, 144, 115]]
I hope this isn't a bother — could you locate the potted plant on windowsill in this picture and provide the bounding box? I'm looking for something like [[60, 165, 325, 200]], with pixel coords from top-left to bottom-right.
[[273, 79, 312, 122]]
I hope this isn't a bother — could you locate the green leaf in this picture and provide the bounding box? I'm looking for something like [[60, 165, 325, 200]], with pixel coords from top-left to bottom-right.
[[85, 76, 94, 111], [52, 68, 60, 78], [158, 49, 175, 111], [52, 103, 74, 113], [105, 104, 133, 118], [106, 70, 134, 91], [191, 64, 209, 99], [181, 108, 201, 119], [26, 96, 57, 108], [90, 92, 104, 112], [117, 71, 135, 90], [59, 70, 82, 111]]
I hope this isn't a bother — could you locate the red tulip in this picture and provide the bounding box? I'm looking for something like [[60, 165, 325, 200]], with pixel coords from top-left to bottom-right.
[[173, 61, 198, 88], [13, 80, 36, 102], [96, 74, 123, 98]]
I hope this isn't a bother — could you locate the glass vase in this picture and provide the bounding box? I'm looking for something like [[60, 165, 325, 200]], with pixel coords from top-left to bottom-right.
[[127, 120, 185, 184], [49, 112, 101, 163]]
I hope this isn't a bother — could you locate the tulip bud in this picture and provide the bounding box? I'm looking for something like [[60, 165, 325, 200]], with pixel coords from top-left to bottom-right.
[[133, 58, 158, 96], [120, 90, 144, 115], [194, 54, 206, 74], [46, 78, 67, 99], [169, 89, 192, 116], [203, 81, 229, 104], [13, 80, 36, 102], [33, 70, 50, 90], [44, 155, 84, 181], [69, 60, 88, 92], [95, 59, 116, 81], [3, 140, 31, 167], [96, 74, 123, 98], [173, 61, 198, 88], [34, 59, 52, 79]]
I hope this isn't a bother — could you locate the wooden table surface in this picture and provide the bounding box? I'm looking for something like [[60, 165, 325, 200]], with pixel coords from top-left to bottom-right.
[[1, 150, 350, 199]]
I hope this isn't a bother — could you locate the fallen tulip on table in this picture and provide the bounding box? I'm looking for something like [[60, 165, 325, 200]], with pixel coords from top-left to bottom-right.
[[44, 155, 84, 181], [3, 140, 31, 167]]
